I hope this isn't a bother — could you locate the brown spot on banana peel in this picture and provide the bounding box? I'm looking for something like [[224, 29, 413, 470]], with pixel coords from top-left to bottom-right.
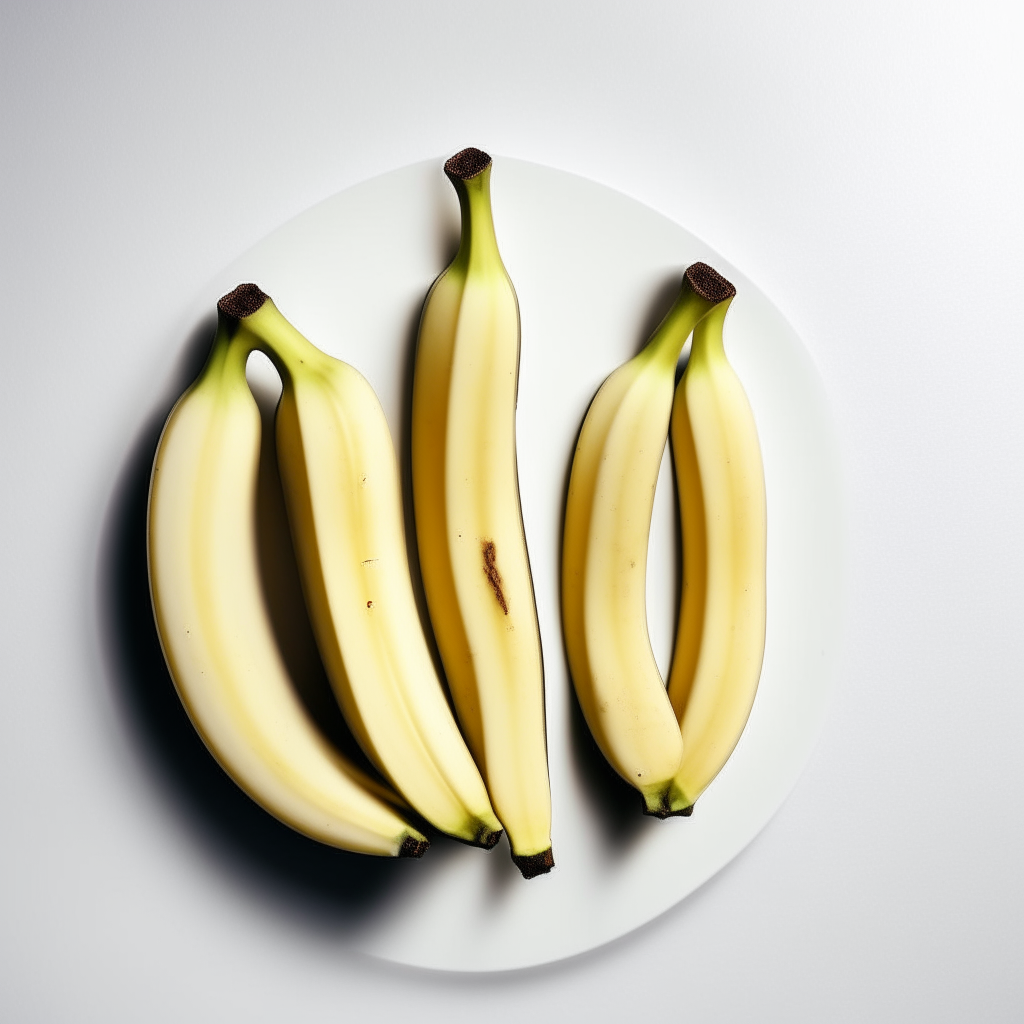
[[482, 540, 509, 614]]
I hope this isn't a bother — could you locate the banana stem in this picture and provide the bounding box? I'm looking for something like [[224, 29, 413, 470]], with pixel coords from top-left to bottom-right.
[[216, 283, 323, 381], [445, 148, 503, 276], [687, 297, 733, 368], [642, 263, 738, 370], [197, 311, 253, 390]]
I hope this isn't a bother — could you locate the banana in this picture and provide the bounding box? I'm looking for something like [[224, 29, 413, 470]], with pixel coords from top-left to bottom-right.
[[561, 263, 735, 816], [665, 290, 766, 815], [148, 297, 429, 857], [411, 148, 553, 878], [224, 285, 504, 849]]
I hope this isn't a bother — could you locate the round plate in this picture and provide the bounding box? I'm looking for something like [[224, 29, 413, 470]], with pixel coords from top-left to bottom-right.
[[200, 157, 845, 971]]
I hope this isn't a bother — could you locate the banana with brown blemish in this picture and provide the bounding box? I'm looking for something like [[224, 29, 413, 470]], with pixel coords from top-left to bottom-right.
[[411, 148, 553, 878]]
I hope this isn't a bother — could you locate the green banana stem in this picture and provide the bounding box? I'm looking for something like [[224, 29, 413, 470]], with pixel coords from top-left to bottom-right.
[[444, 148, 504, 276], [686, 297, 734, 370], [642, 262, 737, 371], [216, 282, 322, 379], [199, 313, 252, 391]]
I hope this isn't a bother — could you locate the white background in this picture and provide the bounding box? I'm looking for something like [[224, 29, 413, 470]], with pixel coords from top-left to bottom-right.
[[2, 2, 1021, 1020]]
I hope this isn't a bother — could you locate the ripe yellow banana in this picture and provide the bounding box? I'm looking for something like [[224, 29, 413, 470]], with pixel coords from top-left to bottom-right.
[[665, 291, 766, 815], [411, 148, 553, 878], [220, 285, 505, 849], [562, 263, 735, 816], [148, 298, 428, 857]]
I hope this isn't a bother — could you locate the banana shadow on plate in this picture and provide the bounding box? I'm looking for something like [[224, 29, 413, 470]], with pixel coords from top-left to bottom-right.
[[96, 314, 441, 933]]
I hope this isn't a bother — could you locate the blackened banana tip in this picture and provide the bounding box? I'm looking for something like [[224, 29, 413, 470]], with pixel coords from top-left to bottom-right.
[[399, 836, 430, 858], [685, 262, 736, 304], [511, 848, 554, 879], [218, 283, 269, 320], [480, 828, 503, 850], [445, 147, 492, 182]]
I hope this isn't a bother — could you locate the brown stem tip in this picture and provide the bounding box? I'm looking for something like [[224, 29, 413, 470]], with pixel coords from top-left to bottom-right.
[[685, 262, 736, 304], [641, 803, 694, 819], [445, 147, 492, 182], [511, 848, 554, 879], [478, 828, 503, 850], [218, 282, 268, 320], [399, 836, 430, 858]]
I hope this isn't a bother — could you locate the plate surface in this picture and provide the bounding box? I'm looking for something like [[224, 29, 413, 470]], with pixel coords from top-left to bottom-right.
[[200, 157, 844, 971]]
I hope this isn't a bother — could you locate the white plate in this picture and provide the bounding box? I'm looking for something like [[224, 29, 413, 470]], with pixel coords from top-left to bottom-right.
[[196, 157, 845, 972]]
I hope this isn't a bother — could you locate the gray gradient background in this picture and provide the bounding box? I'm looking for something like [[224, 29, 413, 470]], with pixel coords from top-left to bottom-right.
[[2, 2, 1022, 1020]]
